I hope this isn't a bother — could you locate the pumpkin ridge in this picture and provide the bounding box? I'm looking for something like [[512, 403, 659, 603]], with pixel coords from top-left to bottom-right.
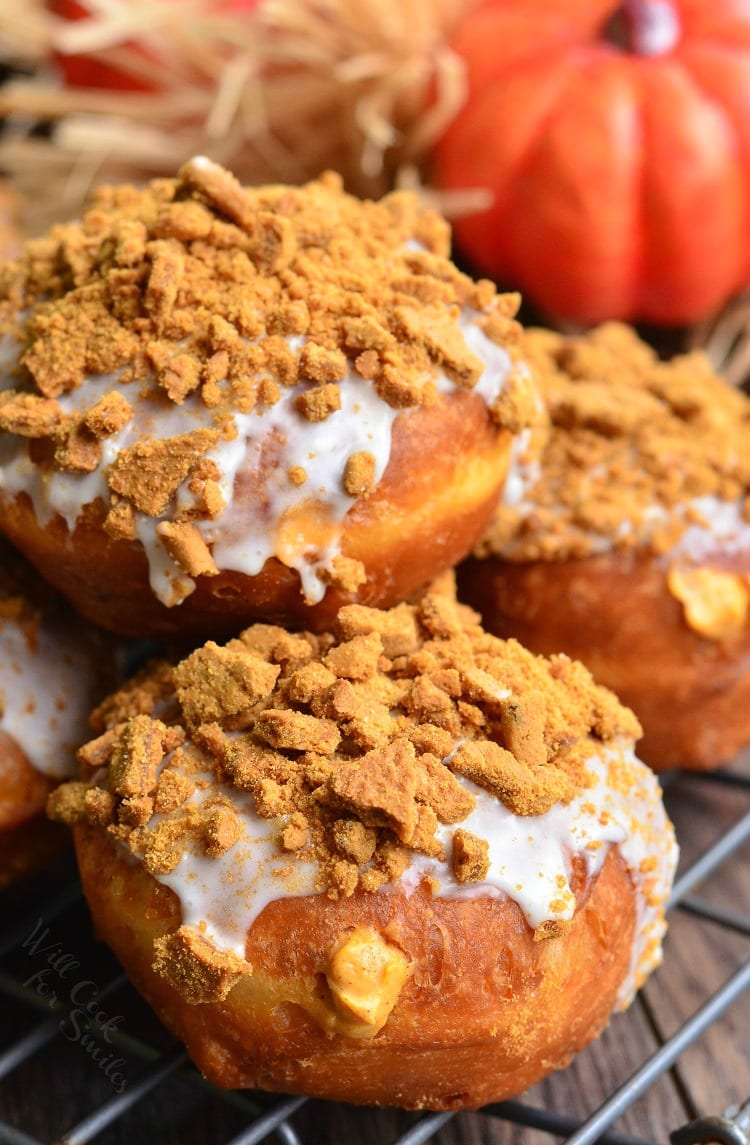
[[489, 66, 592, 288], [677, 46, 750, 279], [638, 59, 745, 321], [508, 60, 645, 321], [437, 0, 750, 323], [437, 59, 580, 276]]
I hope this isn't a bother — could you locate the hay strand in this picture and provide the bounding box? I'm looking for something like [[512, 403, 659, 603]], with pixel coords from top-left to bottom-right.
[[0, 0, 477, 234]]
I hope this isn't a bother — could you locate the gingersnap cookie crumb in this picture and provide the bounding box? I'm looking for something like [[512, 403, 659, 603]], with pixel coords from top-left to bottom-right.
[[481, 323, 750, 562], [52, 576, 641, 911], [0, 158, 531, 537]]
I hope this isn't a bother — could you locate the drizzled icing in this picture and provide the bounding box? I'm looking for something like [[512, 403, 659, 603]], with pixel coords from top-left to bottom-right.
[[502, 490, 750, 567], [0, 322, 513, 607], [667, 496, 750, 564], [139, 742, 676, 1010], [0, 612, 100, 778]]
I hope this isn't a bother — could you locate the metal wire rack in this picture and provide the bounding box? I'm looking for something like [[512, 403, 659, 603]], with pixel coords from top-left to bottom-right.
[[0, 764, 747, 1145]]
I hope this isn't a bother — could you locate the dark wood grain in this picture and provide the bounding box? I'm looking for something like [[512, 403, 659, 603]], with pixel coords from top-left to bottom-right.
[[641, 755, 750, 1123]]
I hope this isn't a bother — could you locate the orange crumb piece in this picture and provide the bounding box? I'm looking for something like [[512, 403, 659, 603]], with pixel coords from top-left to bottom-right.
[[321, 739, 419, 843], [103, 501, 136, 541], [203, 804, 242, 857], [343, 451, 376, 497], [295, 383, 341, 422], [83, 391, 133, 437], [154, 769, 195, 814], [174, 643, 280, 727], [450, 740, 569, 816], [108, 427, 220, 516], [281, 811, 310, 851], [394, 306, 484, 387], [0, 391, 62, 436], [83, 787, 117, 826], [109, 715, 169, 799], [500, 692, 548, 769], [299, 342, 347, 384], [452, 828, 490, 884], [256, 709, 341, 753], [47, 781, 89, 825], [156, 521, 219, 578], [324, 632, 383, 680], [55, 418, 102, 472], [337, 602, 420, 658], [152, 925, 251, 1004]]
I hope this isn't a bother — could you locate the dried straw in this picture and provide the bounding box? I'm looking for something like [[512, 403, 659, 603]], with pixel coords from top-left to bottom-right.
[[0, 0, 479, 234], [689, 293, 750, 389]]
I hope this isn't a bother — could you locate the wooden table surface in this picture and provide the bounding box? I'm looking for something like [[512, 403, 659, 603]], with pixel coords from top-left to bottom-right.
[[0, 753, 747, 1145]]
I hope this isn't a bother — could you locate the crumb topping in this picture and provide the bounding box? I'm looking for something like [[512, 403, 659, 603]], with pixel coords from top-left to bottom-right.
[[0, 159, 534, 609], [0, 157, 527, 533], [51, 576, 640, 903], [481, 323, 750, 562]]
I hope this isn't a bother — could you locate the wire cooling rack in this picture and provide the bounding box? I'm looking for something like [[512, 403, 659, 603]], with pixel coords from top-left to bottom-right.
[[0, 765, 747, 1145]]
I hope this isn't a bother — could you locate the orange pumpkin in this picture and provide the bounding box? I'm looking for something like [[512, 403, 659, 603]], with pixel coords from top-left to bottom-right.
[[435, 0, 750, 325]]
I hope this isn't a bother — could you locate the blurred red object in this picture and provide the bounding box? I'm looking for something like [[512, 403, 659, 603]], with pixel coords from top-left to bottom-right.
[[435, 0, 750, 325], [50, 0, 259, 92]]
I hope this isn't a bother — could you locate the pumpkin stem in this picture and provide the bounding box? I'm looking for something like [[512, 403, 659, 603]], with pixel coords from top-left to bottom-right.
[[605, 0, 681, 56]]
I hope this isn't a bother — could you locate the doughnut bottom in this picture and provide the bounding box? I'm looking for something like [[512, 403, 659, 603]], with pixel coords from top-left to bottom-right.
[[75, 826, 635, 1110], [458, 551, 750, 771], [0, 731, 67, 887], [0, 392, 513, 641]]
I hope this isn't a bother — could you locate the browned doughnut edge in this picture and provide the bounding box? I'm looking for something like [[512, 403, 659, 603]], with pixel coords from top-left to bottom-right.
[[75, 825, 635, 1110], [0, 730, 67, 887], [0, 391, 512, 641]]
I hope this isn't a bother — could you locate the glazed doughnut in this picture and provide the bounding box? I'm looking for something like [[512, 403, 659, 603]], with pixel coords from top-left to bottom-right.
[[0, 158, 537, 641], [50, 576, 677, 1110], [0, 540, 105, 885], [459, 323, 750, 771]]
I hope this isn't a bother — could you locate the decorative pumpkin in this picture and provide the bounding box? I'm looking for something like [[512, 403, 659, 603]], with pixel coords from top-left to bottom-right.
[[435, 0, 750, 325]]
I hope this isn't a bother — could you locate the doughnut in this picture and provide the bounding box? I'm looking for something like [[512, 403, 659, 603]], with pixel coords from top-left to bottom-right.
[[458, 323, 750, 772], [0, 539, 106, 885], [0, 179, 21, 265], [0, 158, 537, 641], [50, 576, 677, 1110]]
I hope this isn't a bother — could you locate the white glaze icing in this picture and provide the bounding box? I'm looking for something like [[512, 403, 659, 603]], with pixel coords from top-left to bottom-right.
[[455, 310, 513, 408], [402, 745, 676, 1008], [142, 742, 676, 1009], [666, 496, 750, 563], [146, 769, 319, 948], [0, 612, 99, 778], [0, 317, 514, 606], [197, 364, 400, 605], [500, 488, 750, 567], [502, 426, 544, 510]]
